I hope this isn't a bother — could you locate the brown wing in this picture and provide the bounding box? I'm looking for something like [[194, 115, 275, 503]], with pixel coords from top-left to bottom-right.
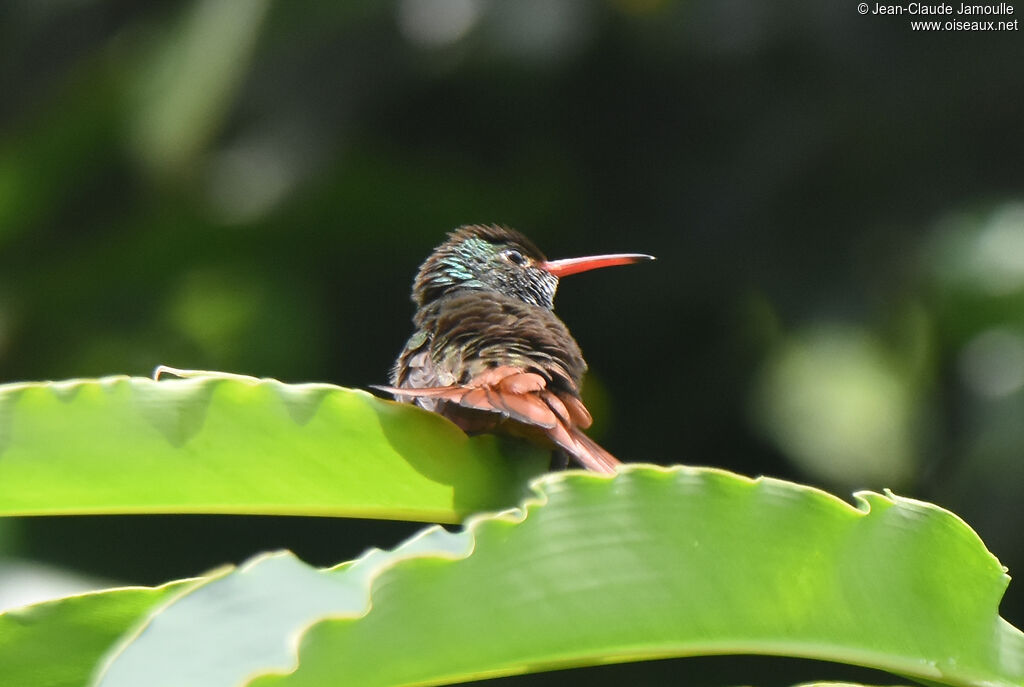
[[376, 365, 619, 474], [422, 291, 587, 388]]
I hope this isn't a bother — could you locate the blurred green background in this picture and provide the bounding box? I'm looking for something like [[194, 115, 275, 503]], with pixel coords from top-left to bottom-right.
[[2, 0, 1022, 684]]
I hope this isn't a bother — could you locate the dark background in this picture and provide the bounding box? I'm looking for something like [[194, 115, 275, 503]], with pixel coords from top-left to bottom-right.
[[2, 1, 1022, 684]]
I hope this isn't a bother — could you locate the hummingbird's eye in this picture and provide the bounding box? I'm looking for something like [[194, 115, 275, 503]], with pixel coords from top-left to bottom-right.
[[502, 249, 527, 266]]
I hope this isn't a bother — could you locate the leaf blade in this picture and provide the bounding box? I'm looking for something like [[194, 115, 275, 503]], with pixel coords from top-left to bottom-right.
[[0, 581, 193, 687], [90, 467, 1024, 687], [0, 375, 548, 523]]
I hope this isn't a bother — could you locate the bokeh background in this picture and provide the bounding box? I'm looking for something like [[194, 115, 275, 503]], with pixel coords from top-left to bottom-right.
[[2, 1, 1023, 684]]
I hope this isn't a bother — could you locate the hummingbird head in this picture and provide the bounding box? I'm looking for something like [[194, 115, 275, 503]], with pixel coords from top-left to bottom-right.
[[412, 224, 654, 309]]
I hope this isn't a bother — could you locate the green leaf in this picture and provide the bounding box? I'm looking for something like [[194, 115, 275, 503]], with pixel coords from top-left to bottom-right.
[[128, 0, 272, 175], [0, 580, 194, 687], [0, 374, 548, 523], [89, 467, 1024, 687]]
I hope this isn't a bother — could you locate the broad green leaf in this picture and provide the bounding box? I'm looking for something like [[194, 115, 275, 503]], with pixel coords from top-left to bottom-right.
[[0, 580, 195, 687], [91, 466, 1024, 687], [0, 375, 547, 523]]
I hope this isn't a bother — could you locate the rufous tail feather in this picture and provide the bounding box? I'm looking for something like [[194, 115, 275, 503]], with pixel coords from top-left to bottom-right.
[[372, 366, 619, 474], [565, 427, 620, 474]]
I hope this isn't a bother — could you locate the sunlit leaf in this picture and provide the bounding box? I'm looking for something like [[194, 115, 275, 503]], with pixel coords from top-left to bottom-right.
[[88, 466, 1024, 687], [0, 374, 548, 523]]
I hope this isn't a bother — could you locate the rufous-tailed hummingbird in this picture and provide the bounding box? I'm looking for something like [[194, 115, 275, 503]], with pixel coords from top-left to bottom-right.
[[376, 225, 653, 473]]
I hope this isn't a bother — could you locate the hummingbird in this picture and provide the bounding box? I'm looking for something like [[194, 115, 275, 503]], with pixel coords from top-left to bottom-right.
[[375, 224, 653, 474]]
